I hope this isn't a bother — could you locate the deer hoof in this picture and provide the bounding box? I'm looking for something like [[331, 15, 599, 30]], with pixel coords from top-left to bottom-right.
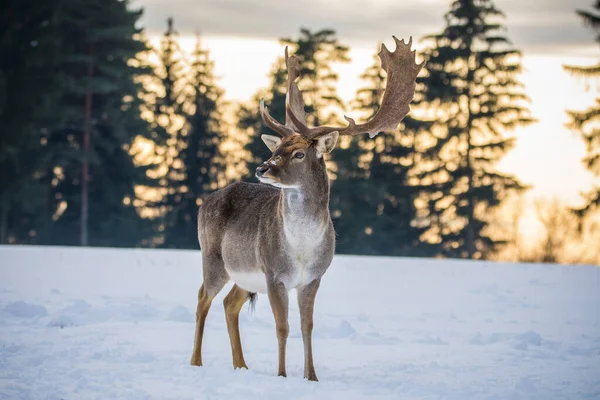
[[305, 372, 319, 382], [190, 357, 202, 367]]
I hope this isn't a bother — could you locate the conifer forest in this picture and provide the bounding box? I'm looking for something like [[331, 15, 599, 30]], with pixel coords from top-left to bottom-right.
[[1, 0, 599, 264]]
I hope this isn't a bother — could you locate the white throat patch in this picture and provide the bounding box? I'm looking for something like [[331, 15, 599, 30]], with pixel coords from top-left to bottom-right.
[[281, 188, 326, 290]]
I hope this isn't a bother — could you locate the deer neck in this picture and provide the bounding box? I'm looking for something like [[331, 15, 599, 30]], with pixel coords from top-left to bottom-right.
[[278, 165, 330, 239]]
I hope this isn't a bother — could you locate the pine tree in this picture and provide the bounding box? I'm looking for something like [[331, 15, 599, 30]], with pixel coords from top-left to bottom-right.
[[331, 51, 434, 256], [238, 58, 288, 177], [328, 55, 378, 255], [328, 137, 374, 254], [240, 28, 349, 180], [162, 34, 225, 248], [564, 1, 600, 216], [40, 0, 157, 247], [417, 0, 534, 259], [360, 54, 432, 256], [152, 17, 186, 148], [280, 29, 350, 126], [150, 17, 188, 246], [0, 0, 65, 244]]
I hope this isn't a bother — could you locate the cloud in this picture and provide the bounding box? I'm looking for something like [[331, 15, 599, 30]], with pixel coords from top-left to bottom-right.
[[133, 0, 597, 54]]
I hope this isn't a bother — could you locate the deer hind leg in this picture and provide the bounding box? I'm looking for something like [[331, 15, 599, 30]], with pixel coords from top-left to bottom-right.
[[223, 284, 252, 369], [297, 279, 321, 381], [190, 255, 228, 367], [267, 280, 289, 377]]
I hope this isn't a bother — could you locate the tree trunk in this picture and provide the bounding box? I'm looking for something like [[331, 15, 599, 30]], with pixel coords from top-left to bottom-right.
[[464, 48, 476, 259], [0, 195, 8, 244], [81, 44, 94, 246]]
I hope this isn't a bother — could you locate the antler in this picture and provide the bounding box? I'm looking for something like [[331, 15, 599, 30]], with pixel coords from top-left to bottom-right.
[[286, 36, 425, 140], [259, 47, 307, 137]]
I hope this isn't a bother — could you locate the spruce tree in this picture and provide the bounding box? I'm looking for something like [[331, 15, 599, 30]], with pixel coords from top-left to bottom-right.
[[564, 1, 600, 215], [417, 0, 534, 259], [42, 0, 157, 247], [280, 29, 350, 126], [361, 54, 431, 256], [162, 34, 224, 248], [328, 137, 374, 254], [331, 51, 434, 256], [151, 17, 187, 246], [240, 28, 349, 180], [0, 0, 62, 244], [238, 58, 288, 177], [328, 55, 379, 255], [152, 17, 186, 149]]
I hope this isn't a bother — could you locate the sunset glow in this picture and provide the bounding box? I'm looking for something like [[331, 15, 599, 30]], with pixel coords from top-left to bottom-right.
[[149, 35, 598, 209]]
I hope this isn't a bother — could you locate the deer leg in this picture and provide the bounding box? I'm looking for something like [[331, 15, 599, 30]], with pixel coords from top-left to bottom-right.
[[190, 256, 228, 367], [223, 284, 250, 369], [297, 278, 321, 381], [267, 280, 289, 377], [190, 284, 213, 366]]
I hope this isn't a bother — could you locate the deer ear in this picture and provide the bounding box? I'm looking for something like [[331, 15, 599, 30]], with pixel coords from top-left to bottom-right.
[[315, 131, 339, 157], [261, 134, 282, 152]]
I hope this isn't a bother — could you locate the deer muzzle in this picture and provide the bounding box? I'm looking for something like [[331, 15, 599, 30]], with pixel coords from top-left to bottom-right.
[[256, 155, 284, 179], [256, 163, 270, 178]]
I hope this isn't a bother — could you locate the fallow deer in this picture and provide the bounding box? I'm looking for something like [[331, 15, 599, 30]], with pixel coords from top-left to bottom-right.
[[190, 36, 424, 381]]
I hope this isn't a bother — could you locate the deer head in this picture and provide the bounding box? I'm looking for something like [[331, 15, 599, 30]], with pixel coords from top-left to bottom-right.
[[255, 132, 338, 189], [256, 36, 425, 189]]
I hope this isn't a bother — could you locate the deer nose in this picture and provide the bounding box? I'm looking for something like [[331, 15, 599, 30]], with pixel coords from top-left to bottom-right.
[[256, 164, 269, 177]]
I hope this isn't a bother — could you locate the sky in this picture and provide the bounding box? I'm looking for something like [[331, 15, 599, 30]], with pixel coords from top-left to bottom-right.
[[133, 0, 598, 214]]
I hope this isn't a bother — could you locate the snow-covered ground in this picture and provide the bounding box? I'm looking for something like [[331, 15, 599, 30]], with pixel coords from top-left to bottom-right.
[[0, 246, 599, 400]]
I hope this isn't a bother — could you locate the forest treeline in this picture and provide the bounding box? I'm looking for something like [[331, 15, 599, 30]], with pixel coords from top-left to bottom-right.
[[1, 0, 599, 263]]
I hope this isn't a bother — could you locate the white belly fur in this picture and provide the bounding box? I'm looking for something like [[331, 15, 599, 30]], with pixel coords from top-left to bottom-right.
[[226, 266, 312, 294], [227, 270, 268, 294]]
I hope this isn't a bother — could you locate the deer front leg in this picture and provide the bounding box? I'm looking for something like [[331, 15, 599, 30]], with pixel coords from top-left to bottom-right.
[[297, 278, 320, 381], [267, 279, 289, 377]]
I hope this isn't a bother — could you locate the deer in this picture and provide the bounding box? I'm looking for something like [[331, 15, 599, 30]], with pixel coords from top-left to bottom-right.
[[190, 36, 424, 381]]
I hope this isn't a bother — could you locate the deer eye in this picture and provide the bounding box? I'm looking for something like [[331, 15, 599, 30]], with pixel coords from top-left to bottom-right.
[[294, 152, 305, 159]]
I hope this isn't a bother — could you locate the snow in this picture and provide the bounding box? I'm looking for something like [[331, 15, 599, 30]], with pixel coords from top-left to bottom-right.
[[0, 245, 599, 400]]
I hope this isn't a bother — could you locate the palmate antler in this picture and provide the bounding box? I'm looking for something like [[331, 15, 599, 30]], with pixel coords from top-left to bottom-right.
[[260, 36, 425, 140], [259, 47, 307, 137]]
